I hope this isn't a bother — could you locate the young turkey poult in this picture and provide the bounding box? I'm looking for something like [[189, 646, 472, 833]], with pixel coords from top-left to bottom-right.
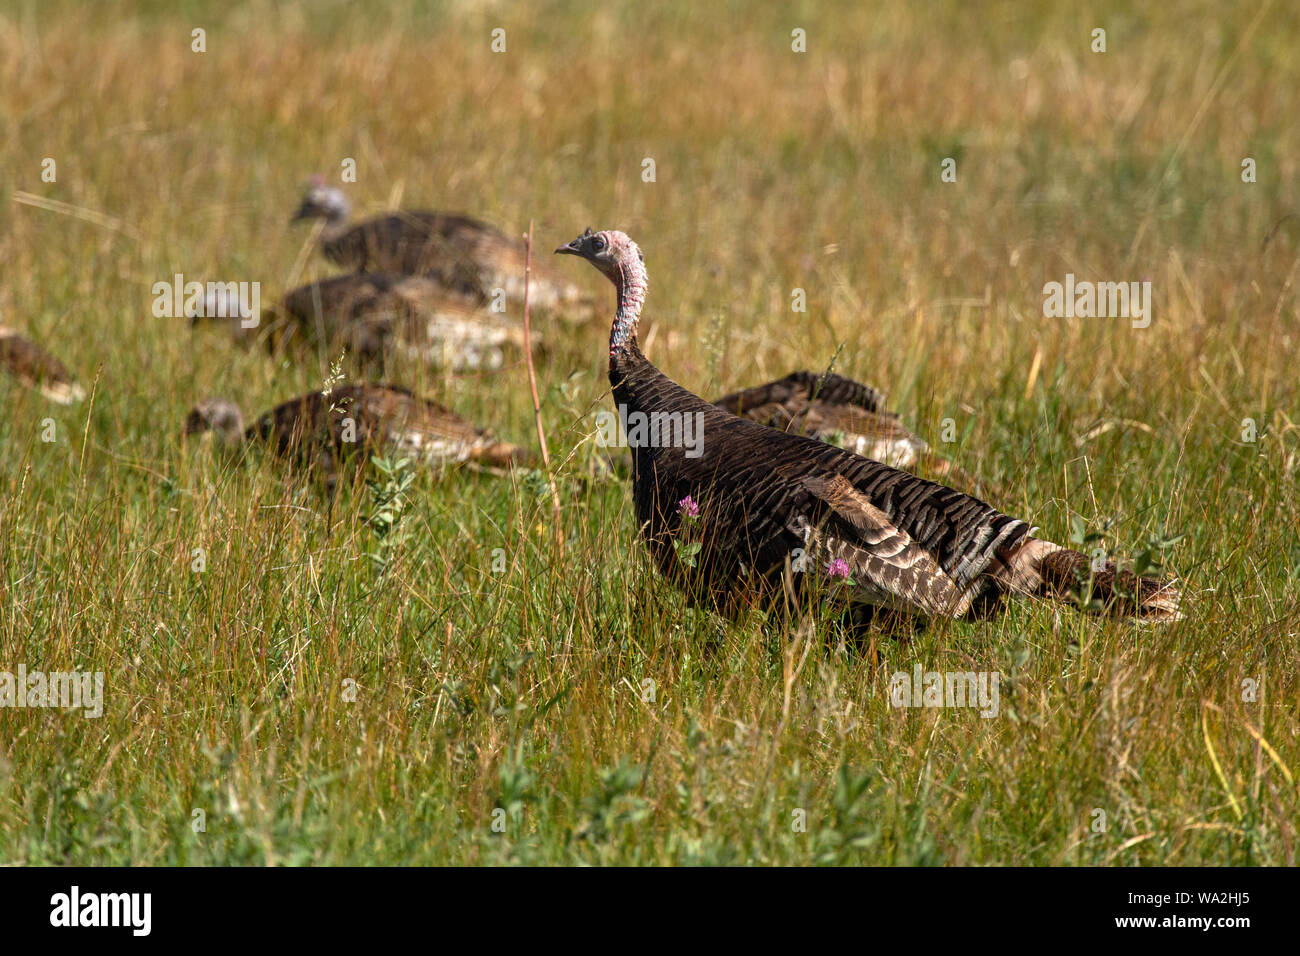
[[184, 383, 531, 487], [0, 327, 85, 404], [291, 178, 596, 324], [555, 228, 1181, 623], [189, 273, 531, 372], [711, 370, 992, 497]]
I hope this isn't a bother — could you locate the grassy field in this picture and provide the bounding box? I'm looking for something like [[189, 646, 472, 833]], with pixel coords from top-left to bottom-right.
[[1, 0, 1297, 865]]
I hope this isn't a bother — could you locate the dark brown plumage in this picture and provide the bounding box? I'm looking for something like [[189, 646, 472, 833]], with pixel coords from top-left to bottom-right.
[[184, 384, 531, 484], [292, 181, 596, 322], [556, 229, 1180, 623], [0, 327, 85, 404], [711, 370, 992, 496]]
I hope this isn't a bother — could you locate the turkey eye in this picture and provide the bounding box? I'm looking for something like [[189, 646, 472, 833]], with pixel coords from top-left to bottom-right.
[[591, 235, 607, 253]]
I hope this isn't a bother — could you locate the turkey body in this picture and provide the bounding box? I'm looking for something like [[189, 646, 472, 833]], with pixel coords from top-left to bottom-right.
[[615, 349, 1026, 616], [318, 209, 595, 321], [320, 210, 504, 287], [267, 273, 526, 371], [186, 384, 530, 488], [0, 327, 85, 404], [250, 384, 529, 472]]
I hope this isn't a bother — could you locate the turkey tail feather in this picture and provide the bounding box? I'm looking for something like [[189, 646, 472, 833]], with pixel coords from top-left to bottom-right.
[[997, 538, 1181, 621]]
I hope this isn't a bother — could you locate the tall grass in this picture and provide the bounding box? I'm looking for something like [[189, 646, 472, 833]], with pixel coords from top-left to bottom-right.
[[0, 0, 1297, 864]]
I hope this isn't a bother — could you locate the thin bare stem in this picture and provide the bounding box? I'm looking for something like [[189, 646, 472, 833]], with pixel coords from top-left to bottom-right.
[[521, 220, 564, 556]]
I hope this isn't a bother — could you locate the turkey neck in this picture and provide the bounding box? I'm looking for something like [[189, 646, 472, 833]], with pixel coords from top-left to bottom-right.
[[607, 248, 649, 358], [319, 210, 352, 245], [604, 247, 727, 504], [607, 246, 656, 407]]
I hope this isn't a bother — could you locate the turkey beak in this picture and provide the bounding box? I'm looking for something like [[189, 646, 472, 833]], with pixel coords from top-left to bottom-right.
[[554, 236, 584, 257], [291, 201, 313, 223]]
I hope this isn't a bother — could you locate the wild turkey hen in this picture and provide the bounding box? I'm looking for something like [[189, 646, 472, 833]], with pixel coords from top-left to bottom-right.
[[0, 327, 85, 404], [292, 178, 596, 322], [556, 228, 1180, 622], [190, 273, 530, 372], [712, 370, 991, 496], [184, 383, 530, 485]]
